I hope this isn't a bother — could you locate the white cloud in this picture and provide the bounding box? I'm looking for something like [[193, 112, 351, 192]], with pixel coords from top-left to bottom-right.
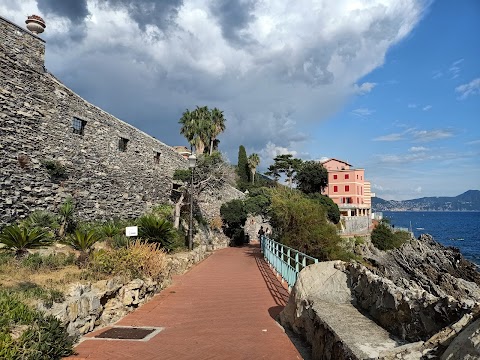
[[449, 59, 464, 79], [432, 71, 443, 79], [259, 141, 298, 164], [374, 128, 454, 143], [351, 107, 375, 117], [422, 105, 432, 111], [414, 186, 422, 193], [409, 146, 428, 152], [0, 0, 428, 159], [354, 82, 377, 95], [412, 129, 454, 142], [373, 133, 405, 142], [408, 103, 417, 108], [455, 78, 480, 99]]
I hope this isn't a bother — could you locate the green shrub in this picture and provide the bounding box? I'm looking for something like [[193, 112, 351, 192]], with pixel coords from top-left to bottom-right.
[[22, 211, 59, 231], [269, 188, 352, 261], [21, 253, 75, 271], [150, 204, 174, 221], [137, 214, 180, 251], [371, 222, 408, 250], [220, 199, 247, 229], [0, 225, 52, 257], [173, 169, 191, 182], [0, 290, 74, 359], [4, 282, 64, 308], [111, 234, 130, 249], [41, 159, 67, 180], [309, 193, 341, 224]]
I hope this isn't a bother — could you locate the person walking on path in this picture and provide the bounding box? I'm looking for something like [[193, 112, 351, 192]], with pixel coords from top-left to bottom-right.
[[258, 226, 265, 240], [265, 227, 271, 237]]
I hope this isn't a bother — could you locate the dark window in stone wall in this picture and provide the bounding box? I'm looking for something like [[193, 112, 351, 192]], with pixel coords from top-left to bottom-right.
[[72, 117, 86, 135], [119, 137, 129, 152], [154, 152, 161, 165]]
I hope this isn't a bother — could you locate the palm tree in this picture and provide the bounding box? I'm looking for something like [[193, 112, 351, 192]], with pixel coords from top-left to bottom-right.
[[209, 108, 226, 155], [58, 198, 75, 238], [66, 229, 102, 265], [0, 225, 52, 257], [248, 153, 260, 184], [179, 106, 226, 155], [179, 109, 195, 152]]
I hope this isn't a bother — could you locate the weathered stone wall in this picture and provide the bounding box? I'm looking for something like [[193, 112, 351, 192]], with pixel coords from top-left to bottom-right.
[[0, 16, 45, 74], [340, 215, 370, 235], [0, 16, 241, 225]]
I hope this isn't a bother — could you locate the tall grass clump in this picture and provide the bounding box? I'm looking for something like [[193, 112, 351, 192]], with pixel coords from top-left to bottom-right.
[[89, 240, 168, 281]]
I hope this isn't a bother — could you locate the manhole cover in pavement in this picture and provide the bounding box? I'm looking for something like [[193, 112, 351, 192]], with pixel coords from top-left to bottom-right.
[[94, 326, 163, 341]]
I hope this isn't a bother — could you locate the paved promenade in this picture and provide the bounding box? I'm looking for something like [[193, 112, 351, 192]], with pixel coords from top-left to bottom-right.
[[65, 244, 304, 360]]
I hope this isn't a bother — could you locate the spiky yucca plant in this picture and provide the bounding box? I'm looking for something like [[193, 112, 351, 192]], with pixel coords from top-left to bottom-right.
[[0, 225, 52, 257]]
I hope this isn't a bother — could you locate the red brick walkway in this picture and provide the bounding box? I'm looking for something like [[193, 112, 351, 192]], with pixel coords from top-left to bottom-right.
[[65, 244, 303, 360]]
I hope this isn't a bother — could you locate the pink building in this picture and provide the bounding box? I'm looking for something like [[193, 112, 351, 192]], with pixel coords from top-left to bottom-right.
[[320, 158, 373, 217]]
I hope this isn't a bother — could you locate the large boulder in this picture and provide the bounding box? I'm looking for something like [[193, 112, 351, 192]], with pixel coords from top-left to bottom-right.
[[441, 318, 480, 360]]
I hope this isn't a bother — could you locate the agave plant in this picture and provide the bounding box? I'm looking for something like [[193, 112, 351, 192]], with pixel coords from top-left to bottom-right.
[[0, 225, 52, 257], [137, 214, 178, 251]]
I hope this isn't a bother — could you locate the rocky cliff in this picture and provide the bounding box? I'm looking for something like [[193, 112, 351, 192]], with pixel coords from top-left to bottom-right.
[[280, 234, 480, 359]]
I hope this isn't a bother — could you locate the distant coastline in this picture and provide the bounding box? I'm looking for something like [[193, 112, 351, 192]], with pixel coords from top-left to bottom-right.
[[372, 190, 480, 212]]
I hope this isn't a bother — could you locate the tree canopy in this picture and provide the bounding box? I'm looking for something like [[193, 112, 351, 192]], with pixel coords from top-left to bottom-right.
[[237, 145, 249, 185], [296, 160, 328, 194], [247, 153, 260, 184], [179, 106, 226, 155], [266, 154, 303, 187]]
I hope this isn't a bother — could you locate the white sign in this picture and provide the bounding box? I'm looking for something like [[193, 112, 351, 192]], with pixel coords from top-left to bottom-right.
[[125, 226, 138, 237]]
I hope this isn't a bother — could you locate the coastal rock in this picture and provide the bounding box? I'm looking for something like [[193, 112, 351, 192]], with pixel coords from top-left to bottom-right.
[[280, 235, 480, 359], [441, 318, 480, 359]]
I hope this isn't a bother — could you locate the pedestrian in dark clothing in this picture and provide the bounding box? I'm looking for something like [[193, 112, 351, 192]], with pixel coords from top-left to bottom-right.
[[258, 226, 265, 240]]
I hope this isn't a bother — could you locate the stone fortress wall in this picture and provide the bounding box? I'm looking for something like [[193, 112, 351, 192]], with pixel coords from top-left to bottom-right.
[[0, 15, 241, 225]]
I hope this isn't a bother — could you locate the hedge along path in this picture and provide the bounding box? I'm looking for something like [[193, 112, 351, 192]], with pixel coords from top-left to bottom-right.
[[65, 244, 303, 360]]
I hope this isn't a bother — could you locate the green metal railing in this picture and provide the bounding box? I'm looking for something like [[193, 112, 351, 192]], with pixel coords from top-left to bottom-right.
[[261, 236, 318, 289]]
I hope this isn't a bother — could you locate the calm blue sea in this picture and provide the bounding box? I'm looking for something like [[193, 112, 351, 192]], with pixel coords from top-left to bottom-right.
[[383, 211, 480, 266]]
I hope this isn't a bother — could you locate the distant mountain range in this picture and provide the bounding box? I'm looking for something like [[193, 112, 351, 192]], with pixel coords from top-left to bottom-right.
[[372, 190, 480, 211]]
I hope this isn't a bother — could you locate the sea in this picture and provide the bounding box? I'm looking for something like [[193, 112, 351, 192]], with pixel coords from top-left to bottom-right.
[[382, 211, 480, 267]]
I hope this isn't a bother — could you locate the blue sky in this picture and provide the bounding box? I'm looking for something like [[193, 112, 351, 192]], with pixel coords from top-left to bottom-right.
[[1, 0, 479, 200], [299, 0, 480, 199]]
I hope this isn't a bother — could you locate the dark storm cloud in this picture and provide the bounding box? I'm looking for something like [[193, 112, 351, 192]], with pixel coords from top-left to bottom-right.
[[36, 0, 90, 24], [100, 0, 183, 30], [210, 0, 256, 44]]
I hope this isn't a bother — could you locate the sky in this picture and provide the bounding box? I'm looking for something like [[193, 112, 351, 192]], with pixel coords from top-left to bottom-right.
[[1, 0, 479, 200]]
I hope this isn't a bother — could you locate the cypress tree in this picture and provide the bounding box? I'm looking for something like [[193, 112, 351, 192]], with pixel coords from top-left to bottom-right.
[[237, 145, 249, 184]]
